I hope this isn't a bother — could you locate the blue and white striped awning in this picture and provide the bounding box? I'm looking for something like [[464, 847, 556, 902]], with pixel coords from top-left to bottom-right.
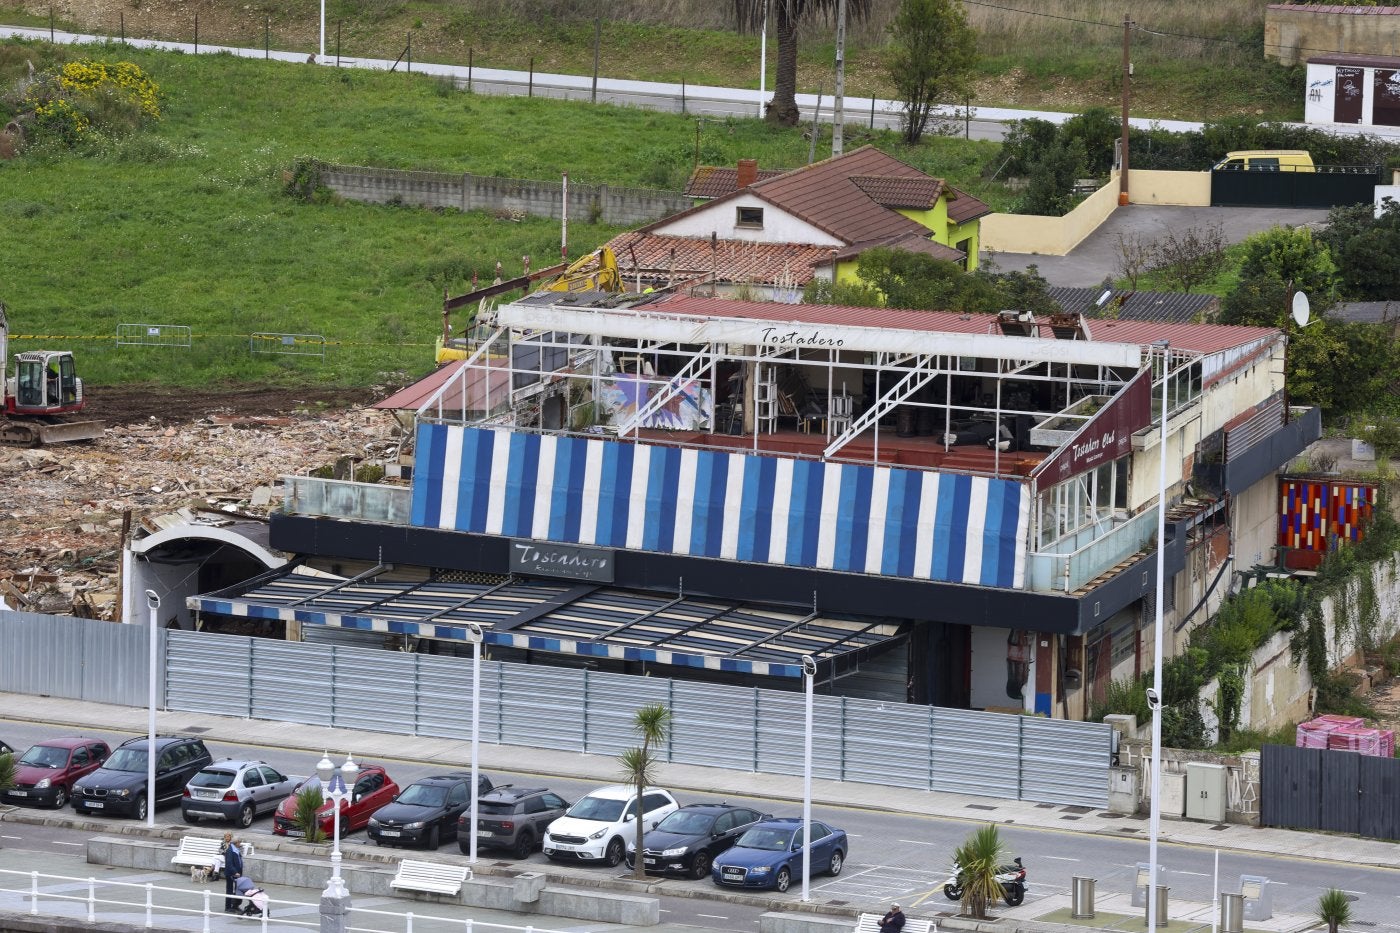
[[189, 567, 902, 678]]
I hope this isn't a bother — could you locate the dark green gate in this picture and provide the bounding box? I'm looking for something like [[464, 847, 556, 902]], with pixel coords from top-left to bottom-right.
[[1211, 166, 1381, 208]]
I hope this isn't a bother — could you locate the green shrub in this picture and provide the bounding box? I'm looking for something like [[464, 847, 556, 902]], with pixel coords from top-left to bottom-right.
[[293, 785, 327, 843]]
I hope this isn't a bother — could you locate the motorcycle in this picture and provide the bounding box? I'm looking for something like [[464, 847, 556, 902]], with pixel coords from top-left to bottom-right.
[[943, 856, 1027, 907]]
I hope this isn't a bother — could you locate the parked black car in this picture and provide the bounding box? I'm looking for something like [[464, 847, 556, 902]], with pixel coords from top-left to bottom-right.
[[72, 736, 213, 821], [367, 772, 493, 849], [460, 785, 569, 859], [626, 802, 767, 879]]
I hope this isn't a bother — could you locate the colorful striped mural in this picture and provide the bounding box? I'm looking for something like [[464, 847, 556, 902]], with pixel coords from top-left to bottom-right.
[[411, 424, 1031, 588], [1278, 478, 1376, 552]]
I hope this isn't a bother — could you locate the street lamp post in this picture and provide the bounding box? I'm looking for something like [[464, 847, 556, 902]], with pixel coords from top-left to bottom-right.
[[466, 622, 484, 864], [1147, 339, 1171, 930], [317, 752, 357, 903], [318, 0, 325, 62], [800, 654, 816, 902], [144, 590, 160, 830]]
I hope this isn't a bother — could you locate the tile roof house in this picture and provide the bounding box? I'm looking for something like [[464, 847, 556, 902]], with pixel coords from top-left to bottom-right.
[[611, 147, 991, 302]]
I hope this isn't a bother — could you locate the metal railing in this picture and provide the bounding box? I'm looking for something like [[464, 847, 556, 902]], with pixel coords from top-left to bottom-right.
[[1027, 505, 1160, 593], [0, 868, 567, 933], [116, 322, 192, 349]]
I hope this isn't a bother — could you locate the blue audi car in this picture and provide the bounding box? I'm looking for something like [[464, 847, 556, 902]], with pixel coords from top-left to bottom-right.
[[711, 817, 847, 892]]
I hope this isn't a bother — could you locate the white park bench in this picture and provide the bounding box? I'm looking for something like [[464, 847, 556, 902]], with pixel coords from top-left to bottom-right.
[[170, 837, 254, 873], [389, 859, 472, 896], [854, 913, 935, 933]]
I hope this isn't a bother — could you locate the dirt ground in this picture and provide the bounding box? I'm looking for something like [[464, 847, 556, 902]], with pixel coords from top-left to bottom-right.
[[0, 385, 404, 619]]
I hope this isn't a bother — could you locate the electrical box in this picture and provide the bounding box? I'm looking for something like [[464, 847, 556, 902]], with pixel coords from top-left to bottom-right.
[[1240, 875, 1273, 920], [1160, 770, 1186, 817], [1131, 862, 1167, 907], [1185, 762, 1227, 822]]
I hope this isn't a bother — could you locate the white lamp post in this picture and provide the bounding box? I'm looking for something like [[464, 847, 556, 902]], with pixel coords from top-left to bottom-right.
[[317, 751, 357, 900], [318, 0, 325, 62], [144, 590, 160, 830], [1147, 339, 1170, 930], [465, 622, 484, 864], [800, 654, 816, 902]]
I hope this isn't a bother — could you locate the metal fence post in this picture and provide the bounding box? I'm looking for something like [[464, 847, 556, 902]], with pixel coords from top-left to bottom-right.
[[203, 890, 211, 932], [88, 878, 96, 921], [145, 883, 153, 928], [406, 912, 414, 933], [29, 871, 38, 914]]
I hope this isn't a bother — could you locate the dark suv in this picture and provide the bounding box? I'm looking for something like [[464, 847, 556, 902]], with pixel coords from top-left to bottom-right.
[[461, 785, 570, 859], [72, 736, 213, 821], [626, 802, 766, 878], [367, 772, 493, 849]]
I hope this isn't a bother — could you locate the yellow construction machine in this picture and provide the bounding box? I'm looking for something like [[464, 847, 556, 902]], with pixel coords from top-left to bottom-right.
[[436, 248, 622, 364]]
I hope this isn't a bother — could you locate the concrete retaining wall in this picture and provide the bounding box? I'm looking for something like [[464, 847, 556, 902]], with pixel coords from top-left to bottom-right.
[[1266, 5, 1400, 66], [85, 836, 658, 926], [0, 911, 185, 933], [1128, 170, 1211, 207], [318, 164, 691, 227], [981, 174, 1120, 256]]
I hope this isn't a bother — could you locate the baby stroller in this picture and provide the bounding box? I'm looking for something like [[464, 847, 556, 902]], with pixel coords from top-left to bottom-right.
[[233, 875, 270, 918]]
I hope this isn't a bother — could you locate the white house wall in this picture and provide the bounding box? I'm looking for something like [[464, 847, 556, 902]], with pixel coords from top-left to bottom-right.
[[1306, 62, 1344, 124], [652, 193, 845, 246]]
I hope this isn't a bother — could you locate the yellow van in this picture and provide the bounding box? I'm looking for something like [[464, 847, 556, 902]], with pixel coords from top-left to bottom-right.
[[1213, 150, 1316, 173]]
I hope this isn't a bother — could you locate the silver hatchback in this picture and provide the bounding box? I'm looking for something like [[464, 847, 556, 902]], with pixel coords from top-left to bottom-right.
[[181, 760, 302, 828]]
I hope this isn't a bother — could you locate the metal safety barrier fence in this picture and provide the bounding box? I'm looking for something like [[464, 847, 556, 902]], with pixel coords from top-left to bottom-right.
[[0, 868, 567, 933]]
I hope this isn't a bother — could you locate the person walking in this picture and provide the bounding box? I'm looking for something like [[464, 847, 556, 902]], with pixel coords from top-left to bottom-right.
[[222, 833, 244, 913], [879, 904, 906, 933]]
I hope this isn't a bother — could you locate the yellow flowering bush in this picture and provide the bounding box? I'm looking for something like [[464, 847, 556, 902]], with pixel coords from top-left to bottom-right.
[[56, 60, 161, 121], [20, 59, 162, 149]]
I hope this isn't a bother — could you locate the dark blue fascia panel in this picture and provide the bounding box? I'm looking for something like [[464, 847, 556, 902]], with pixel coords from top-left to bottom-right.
[[1224, 408, 1322, 495]]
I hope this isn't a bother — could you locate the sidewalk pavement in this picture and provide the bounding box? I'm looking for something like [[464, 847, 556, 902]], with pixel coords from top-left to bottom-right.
[[2, 690, 1392, 871]]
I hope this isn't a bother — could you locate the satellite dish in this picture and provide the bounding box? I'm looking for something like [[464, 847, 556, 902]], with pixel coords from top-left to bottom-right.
[[1291, 291, 1311, 328]]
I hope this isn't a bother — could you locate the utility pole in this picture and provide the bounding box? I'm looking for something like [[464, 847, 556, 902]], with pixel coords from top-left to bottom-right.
[[832, 0, 847, 156], [1119, 12, 1132, 205]]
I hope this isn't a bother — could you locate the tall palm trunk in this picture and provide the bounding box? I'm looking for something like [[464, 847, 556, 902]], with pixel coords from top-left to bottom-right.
[[766, 3, 800, 125]]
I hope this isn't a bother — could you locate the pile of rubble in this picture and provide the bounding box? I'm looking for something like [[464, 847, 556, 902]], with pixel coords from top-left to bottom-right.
[[0, 407, 403, 619]]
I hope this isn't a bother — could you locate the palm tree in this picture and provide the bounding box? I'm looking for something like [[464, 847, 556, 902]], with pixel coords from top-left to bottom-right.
[[618, 702, 672, 880], [734, 0, 874, 126], [953, 824, 1007, 919], [1318, 888, 1352, 933]]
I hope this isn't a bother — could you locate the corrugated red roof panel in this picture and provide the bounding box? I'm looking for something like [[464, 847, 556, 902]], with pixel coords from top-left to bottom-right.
[[373, 361, 466, 411]]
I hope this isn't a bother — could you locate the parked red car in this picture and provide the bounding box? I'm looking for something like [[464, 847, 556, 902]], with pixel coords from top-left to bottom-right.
[[272, 764, 398, 837], [2, 737, 111, 809]]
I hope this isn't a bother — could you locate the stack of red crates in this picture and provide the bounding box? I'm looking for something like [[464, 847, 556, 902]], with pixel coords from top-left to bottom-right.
[[1296, 714, 1363, 749], [1297, 715, 1395, 757]]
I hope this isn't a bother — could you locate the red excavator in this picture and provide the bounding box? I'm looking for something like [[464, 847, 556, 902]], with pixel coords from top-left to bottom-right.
[[0, 301, 104, 446]]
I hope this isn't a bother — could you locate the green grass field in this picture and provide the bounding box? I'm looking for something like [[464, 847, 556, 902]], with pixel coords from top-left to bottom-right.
[[0, 41, 1005, 390]]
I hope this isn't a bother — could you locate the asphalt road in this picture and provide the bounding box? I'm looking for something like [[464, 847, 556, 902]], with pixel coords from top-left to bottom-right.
[[4, 719, 1399, 933]]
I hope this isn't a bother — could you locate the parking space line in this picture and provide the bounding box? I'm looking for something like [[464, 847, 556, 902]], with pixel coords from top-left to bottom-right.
[[899, 839, 939, 845], [695, 914, 729, 920], [0, 835, 22, 840], [1044, 856, 1079, 861], [1174, 871, 1209, 877], [53, 841, 84, 847]]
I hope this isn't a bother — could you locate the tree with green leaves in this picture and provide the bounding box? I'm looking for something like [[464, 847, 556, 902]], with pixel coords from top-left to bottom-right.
[[884, 0, 977, 144], [619, 702, 672, 880], [1318, 888, 1352, 933], [953, 824, 1008, 919], [0, 748, 14, 798], [847, 248, 1060, 315], [1018, 137, 1087, 217], [1233, 225, 1338, 307], [734, 0, 873, 126]]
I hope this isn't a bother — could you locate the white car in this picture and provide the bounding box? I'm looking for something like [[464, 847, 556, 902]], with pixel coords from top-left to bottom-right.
[[543, 784, 678, 866]]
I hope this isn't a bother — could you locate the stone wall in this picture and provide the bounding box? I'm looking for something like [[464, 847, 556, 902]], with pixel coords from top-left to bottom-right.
[[317, 164, 691, 227]]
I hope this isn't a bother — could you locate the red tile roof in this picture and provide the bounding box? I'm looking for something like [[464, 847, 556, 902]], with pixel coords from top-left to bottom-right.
[[746, 146, 934, 244], [849, 174, 944, 209], [606, 231, 834, 287], [829, 233, 965, 264], [373, 360, 466, 411], [684, 165, 786, 198], [644, 294, 1280, 354], [946, 186, 993, 225]]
